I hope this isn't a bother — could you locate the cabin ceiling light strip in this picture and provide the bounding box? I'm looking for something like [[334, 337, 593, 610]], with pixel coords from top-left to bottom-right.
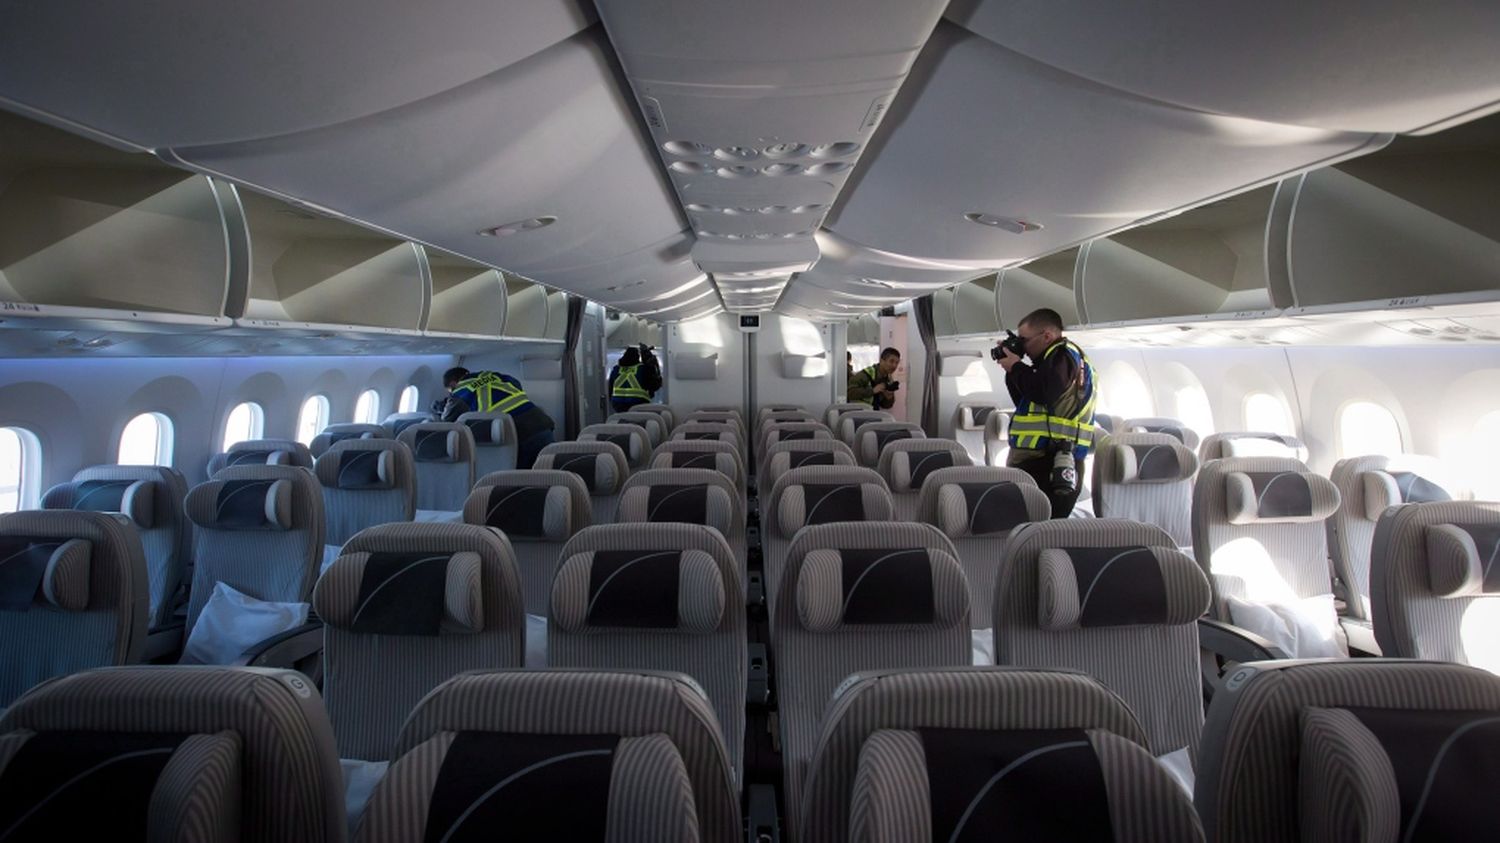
[[630, 287, 717, 315], [964, 213, 1042, 234], [477, 215, 557, 237]]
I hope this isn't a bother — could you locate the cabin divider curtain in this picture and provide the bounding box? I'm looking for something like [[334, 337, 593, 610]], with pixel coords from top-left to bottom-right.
[[913, 295, 940, 437], [562, 294, 586, 439]]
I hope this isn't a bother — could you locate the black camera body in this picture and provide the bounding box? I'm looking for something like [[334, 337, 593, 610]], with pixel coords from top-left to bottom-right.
[[886, 380, 900, 391], [991, 330, 1026, 362]]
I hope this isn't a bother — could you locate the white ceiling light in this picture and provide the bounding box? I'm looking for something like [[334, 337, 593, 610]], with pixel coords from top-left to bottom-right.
[[964, 212, 1043, 234], [478, 215, 557, 237]]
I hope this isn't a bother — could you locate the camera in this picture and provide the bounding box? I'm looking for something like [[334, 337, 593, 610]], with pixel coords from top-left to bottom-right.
[[991, 330, 1026, 362], [886, 380, 900, 391]]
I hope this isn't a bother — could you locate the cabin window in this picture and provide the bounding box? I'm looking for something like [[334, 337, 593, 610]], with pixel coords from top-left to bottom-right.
[[1097, 361, 1153, 419], [354, 390, 381, 425], [296, 395, 330, 445], [1338, 400, 1403, 458], [1173, 383, 1216, 437], [398, 385, 419, 414], [1472, 411, 1500, 499], [1244, 392, 1295, 436], [0, 426, 37, 513], [118, 412, 174, 467], [222, 402, 265, 451]]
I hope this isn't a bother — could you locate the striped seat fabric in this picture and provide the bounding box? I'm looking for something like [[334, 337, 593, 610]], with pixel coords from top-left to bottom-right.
[[1199, 431, 1309, 462], [313, 439, 416, 546], [762, 466, 894, 615], [915, 466, 1051, 629], [42, 464, 189, 629], [994, 519, 1212, 762], [1330, 454, 1458, 622], [617, 469, 747, 584], [609, 411, 669, 446], [313, 523, 526, 761], [673, 422, 744, 468], [362, 669, 739, 843], [1092, 432, 1200, 547], [309, 423, 388, 458], [683, 408, 744, 428], [762, 439, 856, 499], [380, 412, 430, 438], [550, 523, 747, 779], [397, 422, 477, 512], [579, 423, 655, 473], [772, 522, 971, 838], [1192, 457, 1346, 659], [0, 510, 148, 706], [182, 465, 324, 646], [875, 439, 973, 521], [463, 470, 591, 615], [835, 411, 894, 447], [801, 667, 1203, 843], [649, 439, 748, 512], [981, 409, 1011, 467], [207, 438, 315, 476], [1121, 417, 1201, 451], [852, 422, 925, 468], [632, 403, 677, 433], [823, 403, 868, 431], [1369, 500, 1500, 672], [1196, 659, 1500, 842], [756, 408, 816, 429], [759, 422, 835, 474], [534, 440, 631, 523], [951, 401, 1002, 466], [679, 413, 746, 449], [457, 410, 518, 477], [0, 665, 345, 842]]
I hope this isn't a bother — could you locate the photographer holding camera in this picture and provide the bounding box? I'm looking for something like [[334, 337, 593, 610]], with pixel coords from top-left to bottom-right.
[[848, 347, 901, 410], [993, 308, 1097, 518], [609, 343, 664, 413]]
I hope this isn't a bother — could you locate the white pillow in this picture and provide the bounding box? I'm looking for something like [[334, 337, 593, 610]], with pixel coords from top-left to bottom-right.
[[182, 582, 310, 665], [971, 627, 994, 666], [1226, 594, 1346, 659]]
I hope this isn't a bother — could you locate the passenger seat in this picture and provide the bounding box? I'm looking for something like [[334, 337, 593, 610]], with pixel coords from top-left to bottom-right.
[[761, 439, 857, 498], [771, 522, 970, 837], [616, 468, 746, 583], [380, 412, 429, 438], [1121, 417, 1201, 450], [835, 410, 894, 447], [673, 421, 744, 469], [982, 409, 1011, 467], [549, 523, 746, 779], [41, 465, 189, 633], [310, 422, 388, 458], [1369, 500, 1500, 672], [1199, 431, 1308, 462], [801, 668, 1203, 843], [608, 410, 669, 446], [1196, 659, 1500, 842], [631, 402, 677, 432], [207, 438, 314, 476], [579, 422, 655, 475], [952, 400, 1002, 465], [0, 665, 345, 842], [357, 669, 740, 842], [762, 465, 894, 614], [823, 402, 868, 431], [314, 522, 526, 761], [1091, 432, 1200, 547], [874, 438, 973, 521], [534, 440, 631, 523], [457, 410, 518, 477], [396, 422, 477, 512], [852, 421, 925, 468], [313, 438, 415, 548], [0, 510, 148, 707], [462, 469, 590, 616]]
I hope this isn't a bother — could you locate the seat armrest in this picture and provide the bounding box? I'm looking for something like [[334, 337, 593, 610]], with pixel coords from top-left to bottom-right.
[[1198, 617, 1288, 663], [746, 782, 780, 843], [747, 642, 770, 708], [747, 571, 766, 609], [234, 621, 324, 669], [142, 620, 185, 663], [1339, 616, 1382, 657]]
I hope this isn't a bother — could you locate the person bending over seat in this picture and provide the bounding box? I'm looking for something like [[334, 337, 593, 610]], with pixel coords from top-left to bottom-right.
[[438, 367, 555, 469]]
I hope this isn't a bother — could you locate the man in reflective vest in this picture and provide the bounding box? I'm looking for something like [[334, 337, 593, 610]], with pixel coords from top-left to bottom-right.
[[847, 347, 901, 410], [439, 367, 555, 469], [994, 308, 1097, 518], [608, 345, 662, 413]]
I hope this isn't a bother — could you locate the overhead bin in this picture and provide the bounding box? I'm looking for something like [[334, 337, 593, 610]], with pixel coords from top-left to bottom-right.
[[997, 248, 1081, 328], [1272, 116, 1500, 313], [502, 277, 552, 340], [424, 251, 507, 339], [544, 290, 568, 340], [846, 313, 880, 345], [934, 273, 1000, 337], [0, 112, 235, 328], [234, 190, 427, 334], [1076, 187, 1282, 325]]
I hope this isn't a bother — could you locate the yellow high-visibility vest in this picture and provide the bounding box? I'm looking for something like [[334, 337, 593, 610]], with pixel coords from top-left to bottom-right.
[[1007, 340, 1097, 454], [458, 372, 530, 414], [612, 364, 650, 400]]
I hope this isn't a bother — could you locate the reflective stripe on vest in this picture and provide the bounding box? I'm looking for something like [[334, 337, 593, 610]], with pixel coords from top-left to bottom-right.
[[460, 373, 530, 414], [1007, 340, 1097, 453], [612, 364, 650, 400]]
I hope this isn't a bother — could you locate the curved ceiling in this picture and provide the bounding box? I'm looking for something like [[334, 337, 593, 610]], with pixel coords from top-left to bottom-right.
[[2, 0, 1498, 321]]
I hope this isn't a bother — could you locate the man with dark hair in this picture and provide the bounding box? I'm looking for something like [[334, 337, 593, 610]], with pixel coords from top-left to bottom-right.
[[848, 346, 901, 410], [994, 308, 1097, 518], [438, 366, 555, 469], [608, 344, 663, 413]]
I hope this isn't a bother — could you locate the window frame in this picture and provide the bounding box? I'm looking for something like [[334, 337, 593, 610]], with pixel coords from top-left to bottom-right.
[[296, 394, 331, 446], [0, 426, 42, 513], [117, 411, 175, 467], [397, 385, 420, 414], [1243, 392, 1295, 437], [1336, 399, 1405, 459], [354, 389, 381, 425], [222, 401, 266, 451]]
